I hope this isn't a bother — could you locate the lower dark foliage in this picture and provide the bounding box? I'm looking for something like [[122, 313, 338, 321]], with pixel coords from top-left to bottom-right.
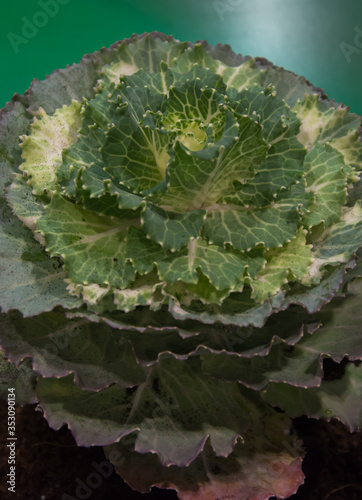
[[1, 400, 362, 500]]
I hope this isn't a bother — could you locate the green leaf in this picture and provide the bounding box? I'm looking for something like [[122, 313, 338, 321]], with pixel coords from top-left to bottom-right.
[[294, 94, 362, 169], [80, 192, 136, 218], [261, 63, 317, 108], [172, 44, 261, 93], [347, 177, 362, 207], [109, 64, 176, 121], [0, 101, 30, 165], [252, 227, 312, 302], [56, 81, 123, 200], [74, 161, 146, 211], [113, 272, 164, 312], [202, 200, 300, 252], [36, 194, 136, 287], [0, 102, 81, 316], [5, 173, 45, 235], [66, 281, 111, 306], [105, 407, 303, 500], [297, 278, 362, 362], [0, 310, 145, 391], [158, 237, 264, 290], [307, 203, 362, 281], [262, 279, 362, 426], [101, 66, 176, 192], [340, 248, 362, 286], [111, 302, 315, 365], [0, 349, 37, 405], [263, 363, 362, 431], [59, 72, 173, 200], [165, 273, 232, 306], [125, 225, 166, 274], [57, 124, 107, 199], [20, 101, 82, 195], [201, 337, 323, 390], [284, 265, 347, 313], [102, 33, 188, 84], [81, 87, 115, 131], [302, 143, 348, 228], [36, 357, 253, 466], [172, 44, 229, 75], [330, 127, 362, 173], [103, 121, 171, 192], [163, 65, 227, 121], [153, 112, 267, 211], [219, 58, 266, 92], [0, 195, 81, 316], [222, 135, 306, 208], [141, 203, 206, 251], [169, 289, 285, 328], [228, 84, 300, 143], [101, 177, 146, 211]]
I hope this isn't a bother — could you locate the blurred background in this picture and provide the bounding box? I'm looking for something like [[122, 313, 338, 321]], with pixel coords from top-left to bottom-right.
[[1, 0, 361, 114]]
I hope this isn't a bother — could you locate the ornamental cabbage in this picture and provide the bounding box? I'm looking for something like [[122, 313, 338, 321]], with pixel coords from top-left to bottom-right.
[[1, 32, 362, 499]]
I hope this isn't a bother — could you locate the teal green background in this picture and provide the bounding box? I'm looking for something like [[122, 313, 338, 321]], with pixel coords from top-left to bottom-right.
[[1, 0, 361, 114]]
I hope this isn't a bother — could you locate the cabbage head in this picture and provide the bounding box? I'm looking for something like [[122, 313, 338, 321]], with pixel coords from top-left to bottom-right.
[[1, 32, 362, 499]]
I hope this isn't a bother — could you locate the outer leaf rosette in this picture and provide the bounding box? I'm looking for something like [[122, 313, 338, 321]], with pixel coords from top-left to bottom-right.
[[1, 32, 362, 500]]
